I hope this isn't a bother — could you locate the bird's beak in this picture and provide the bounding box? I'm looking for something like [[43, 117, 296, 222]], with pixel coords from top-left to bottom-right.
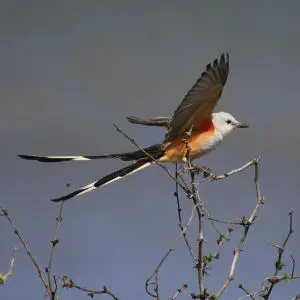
[[236, 122, 249, 128]]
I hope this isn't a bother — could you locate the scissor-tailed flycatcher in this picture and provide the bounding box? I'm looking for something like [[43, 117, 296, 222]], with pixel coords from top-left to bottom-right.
[[19, 53, 248, 202]]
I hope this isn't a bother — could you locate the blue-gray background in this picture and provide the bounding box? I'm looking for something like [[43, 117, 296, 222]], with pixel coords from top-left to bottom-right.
[[1, 1, 299, 299]]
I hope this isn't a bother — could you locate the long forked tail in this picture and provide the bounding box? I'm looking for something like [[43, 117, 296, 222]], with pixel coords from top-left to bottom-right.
[[18, 144, 163, 163], [51, 159, 153, 202]]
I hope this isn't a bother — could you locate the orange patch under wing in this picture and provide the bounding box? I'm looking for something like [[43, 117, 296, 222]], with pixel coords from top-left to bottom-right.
[[161, 129, 215, 163]]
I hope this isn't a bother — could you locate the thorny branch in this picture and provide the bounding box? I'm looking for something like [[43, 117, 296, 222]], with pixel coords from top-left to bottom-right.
[[175, 164, 197, 262], [61, 276, 119, 300], [238, 284, 257, 300], [1, 201, 119, 300], [261, 211, 298, 299], [212, 227, 233, 261], [46, 201, 64, 299], [145, 203, 199, 298], [171, 284, 188, 300], [185, 160, 256, 182], [183, 139, 206, 298], [0, 247, 16, 284], [213, 159, 264, 299], [237, 212, 300, 300], [0, 206, 52, 297]]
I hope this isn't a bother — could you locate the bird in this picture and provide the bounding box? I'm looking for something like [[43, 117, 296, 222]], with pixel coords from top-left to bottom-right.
[[19, 53, 248, 202]]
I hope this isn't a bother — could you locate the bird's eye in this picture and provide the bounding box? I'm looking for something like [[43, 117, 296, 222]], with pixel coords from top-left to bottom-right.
[[226, 119, 232, 124]]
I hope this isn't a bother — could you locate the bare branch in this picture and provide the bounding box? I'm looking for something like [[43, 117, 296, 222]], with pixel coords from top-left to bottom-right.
[[212, 227, 233, 260], [146, 203, 199, 298], [183, 138, 207, 299], [0, 247, 16, 284], [262, 212, 295, 299], [61, 276, 118, 299], [186, 160, 258, 182], [207, 216, 247, 225], [46, 201, 64, 299], [171, 284, 188, 300], [0, 206, 51, 297], [291, 254, 296, 278], [214, 159, 263, 299], [175, 164, 197, 262], [238, 284, 256, 300]]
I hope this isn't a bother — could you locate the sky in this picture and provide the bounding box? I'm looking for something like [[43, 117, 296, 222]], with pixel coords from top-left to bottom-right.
[[1, 1, 300, 299]]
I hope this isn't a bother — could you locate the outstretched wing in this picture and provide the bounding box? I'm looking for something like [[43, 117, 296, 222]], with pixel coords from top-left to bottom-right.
[[164, 53, 229, 143]]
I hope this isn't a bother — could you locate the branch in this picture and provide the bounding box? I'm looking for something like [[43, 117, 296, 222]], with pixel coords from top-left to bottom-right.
[[171, 284, 188, 300], [186, 160, 257, 181], [146, 203, 199, 298], [212, 227, 233, 261], [261, 211, 295, 299], [183, 139, 207, 299], [0, 247, 16, 284], [46, 201, 64, 299], [61, 276, 118, 299], [214, 159, 263, 299], [0, 206, 51, 297], [207, 216, 248, 225], [175, 164, 197, 262], [238, 284, 256, 300]]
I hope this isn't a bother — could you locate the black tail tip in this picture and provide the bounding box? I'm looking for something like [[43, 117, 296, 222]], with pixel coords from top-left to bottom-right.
[[50, 198, 62, 203], [126, 116, 139, 123]]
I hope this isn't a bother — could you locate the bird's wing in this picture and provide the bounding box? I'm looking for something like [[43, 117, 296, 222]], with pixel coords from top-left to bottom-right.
[[126, 116, 170, 127], [164, 53, 229, 143]]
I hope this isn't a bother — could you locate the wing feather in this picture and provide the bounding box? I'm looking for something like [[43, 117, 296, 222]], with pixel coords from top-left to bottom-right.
[[164, 53, 229, 143]]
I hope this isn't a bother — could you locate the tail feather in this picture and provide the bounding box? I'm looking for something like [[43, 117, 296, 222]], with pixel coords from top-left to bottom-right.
[[18, 144, 164, 163], [50, 159, 153, 202]]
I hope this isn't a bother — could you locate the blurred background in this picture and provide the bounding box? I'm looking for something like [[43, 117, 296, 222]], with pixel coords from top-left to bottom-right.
[[1, 1, 299, 299]]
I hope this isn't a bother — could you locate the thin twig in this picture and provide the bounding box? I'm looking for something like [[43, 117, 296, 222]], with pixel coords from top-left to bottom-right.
[[0, 206, 51, 297], [207, 216, 246, 225], [175, 164, 197, 262], [61, 276, 118, 299], [146, 249, 173, 298], [187, 160, 257, 181], [214, 159, 263, 299], [291, 254, 296, 278], [262, 211, 294, 299], [146, 203, 199, 297], [171, 284, 188, 300], [184, 139, 205, 297], [47, 201, 64, 299], [212, 228, 233, 260], [53, 275, 58, 296], [238, 284, 256, 300], [0, 247, 17, 284]]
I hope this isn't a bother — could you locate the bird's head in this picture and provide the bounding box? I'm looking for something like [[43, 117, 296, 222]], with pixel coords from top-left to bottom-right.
[[212, 112, 248, 137]]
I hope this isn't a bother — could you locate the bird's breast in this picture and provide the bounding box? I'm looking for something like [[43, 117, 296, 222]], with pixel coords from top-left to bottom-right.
[[160, 130, 223, 163]]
